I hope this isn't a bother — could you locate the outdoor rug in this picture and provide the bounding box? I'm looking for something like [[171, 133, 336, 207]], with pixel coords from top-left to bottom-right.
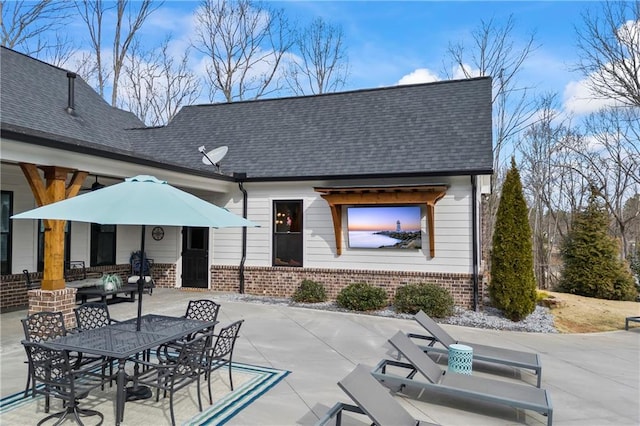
[[0, 362, 289, 425]]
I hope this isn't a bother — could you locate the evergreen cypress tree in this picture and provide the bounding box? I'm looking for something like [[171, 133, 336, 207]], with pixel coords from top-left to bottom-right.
[[490, 158, 537, 321], [559, 190, 637, 301]]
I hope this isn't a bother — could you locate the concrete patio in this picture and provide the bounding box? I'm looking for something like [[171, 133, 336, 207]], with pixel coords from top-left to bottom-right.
[[1, 288, 639, 425]]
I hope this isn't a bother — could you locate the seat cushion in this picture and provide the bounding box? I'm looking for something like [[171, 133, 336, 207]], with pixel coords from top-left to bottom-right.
[[127, 276, 153, 284]]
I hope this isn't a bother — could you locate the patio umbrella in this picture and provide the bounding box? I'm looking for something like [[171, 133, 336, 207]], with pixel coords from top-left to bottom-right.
[[12, 175, 258, 331]]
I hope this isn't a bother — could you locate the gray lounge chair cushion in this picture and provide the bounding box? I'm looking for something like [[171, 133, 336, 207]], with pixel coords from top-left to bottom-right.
[[339, 364, 420, 426], [386, 332, 552, 423], [413, 310, 542, 386]]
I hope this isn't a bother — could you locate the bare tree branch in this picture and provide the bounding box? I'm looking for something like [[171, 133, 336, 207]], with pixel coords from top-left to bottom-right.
[[558, 106, 640, 258], [285, 17, 349, 95], [1, 0, 73, 56], [519, 94, 589, 288], [192, 0, 294, 102], [74, 0, 162, 105], [123, 38, 201, 126], [574, 1, 640, 106], [443, 14, 539, 269]]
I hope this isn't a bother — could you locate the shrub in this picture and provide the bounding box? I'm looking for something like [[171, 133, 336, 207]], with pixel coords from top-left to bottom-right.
[[292, 279, 327, 303], [393, 283, 454, 318], [490, 158, 537, 321], [536, 291, 552, 304], [558, 190, 638, 301], [336, 282, 387, 311]]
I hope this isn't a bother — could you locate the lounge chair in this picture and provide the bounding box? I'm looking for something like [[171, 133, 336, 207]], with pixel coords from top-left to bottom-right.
[[315, 364, 439, 426], [372, 332, 552, 426], [625, 316, 640, 330], [409, 310, 542, 387]]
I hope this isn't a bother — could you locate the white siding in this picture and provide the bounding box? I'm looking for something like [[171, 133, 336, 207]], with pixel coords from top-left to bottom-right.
[[3, 159, 480, 277], [2, 165, 39, 273], [2, 163, 184, 278], [216, 177, 476, 274]]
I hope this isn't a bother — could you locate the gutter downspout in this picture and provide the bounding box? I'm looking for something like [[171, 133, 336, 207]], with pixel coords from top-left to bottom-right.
[[471, 175, 479, 311], [236, 173, 248, 294]]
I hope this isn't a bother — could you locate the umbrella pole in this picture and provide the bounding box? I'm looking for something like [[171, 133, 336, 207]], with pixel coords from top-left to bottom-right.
[[126, 225, 152, 402], [136, 226, 146, 331]]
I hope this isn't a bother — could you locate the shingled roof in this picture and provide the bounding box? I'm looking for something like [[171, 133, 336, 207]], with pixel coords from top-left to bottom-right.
[[130, 77, 493, 180], [2, 46, 493, 181], [1, 47, 143, 154]]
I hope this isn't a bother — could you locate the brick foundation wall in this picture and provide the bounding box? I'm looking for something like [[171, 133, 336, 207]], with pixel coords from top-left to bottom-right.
[[152, 263, 176, 288], [0, 272, 30, 311], [28, 288, 78, 329], [211, 265, 485, 309], [0, 263, 175, 312]]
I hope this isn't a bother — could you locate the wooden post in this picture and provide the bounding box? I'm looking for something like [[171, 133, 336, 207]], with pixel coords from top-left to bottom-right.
[[19, 163, 88, 291]]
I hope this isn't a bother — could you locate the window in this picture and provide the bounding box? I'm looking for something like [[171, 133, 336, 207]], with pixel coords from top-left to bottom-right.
[[273, 200, 303, 267], [91, 224, 116, 266], [37, 220, 71, 272], [1, 191, 12, 275]]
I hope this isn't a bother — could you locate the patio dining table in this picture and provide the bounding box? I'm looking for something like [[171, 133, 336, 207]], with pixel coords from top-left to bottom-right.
[[48, 314, 217, 425]]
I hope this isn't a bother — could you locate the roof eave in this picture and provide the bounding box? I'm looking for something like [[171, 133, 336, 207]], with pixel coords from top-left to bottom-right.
[[1, 125, 235, 182], [238, 169, 494, 183]]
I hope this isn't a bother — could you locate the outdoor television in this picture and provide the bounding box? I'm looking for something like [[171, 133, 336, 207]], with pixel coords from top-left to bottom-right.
[[346, 205, 422, 249]]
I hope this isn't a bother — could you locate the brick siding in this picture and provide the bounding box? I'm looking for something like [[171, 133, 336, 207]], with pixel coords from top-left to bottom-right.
[[0, 263, 175, 312], [211, 265, 486, 309], [28, 288, 78, 329]]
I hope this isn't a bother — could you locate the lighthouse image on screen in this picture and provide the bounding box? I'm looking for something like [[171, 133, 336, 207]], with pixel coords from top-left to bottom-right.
[[347, 205, 422, 249]]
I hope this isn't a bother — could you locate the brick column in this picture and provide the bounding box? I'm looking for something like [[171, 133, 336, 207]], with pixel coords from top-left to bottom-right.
[[27, 288, 78, 329]]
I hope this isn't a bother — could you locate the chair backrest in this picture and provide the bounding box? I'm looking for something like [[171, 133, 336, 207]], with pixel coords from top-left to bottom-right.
[[22, 311, 67, 342], [22, 270, 40, 290], [23, 341, 74, 389], [389, 331, 445, 384], [414, 311, 457, 347], [75, 302, 112, 330], [130, 251, 152, 275], [338, 364, 419, 426], [211, 320, 243, 358], [185, 299, 221, 323], [173, 331, 213, 378]]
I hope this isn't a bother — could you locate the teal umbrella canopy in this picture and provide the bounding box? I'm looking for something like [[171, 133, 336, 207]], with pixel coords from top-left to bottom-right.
[[12, 175, 257, 333], [11, 175, 258, 228]]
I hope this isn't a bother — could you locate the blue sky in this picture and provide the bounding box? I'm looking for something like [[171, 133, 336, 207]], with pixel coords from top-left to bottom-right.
[[132, 1, 605, 114], [56, 1, 612, 116], [276, 1, 583, 90]]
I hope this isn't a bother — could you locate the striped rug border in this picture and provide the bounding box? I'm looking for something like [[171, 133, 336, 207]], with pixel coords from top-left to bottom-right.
[[0, 362, 290, 426]]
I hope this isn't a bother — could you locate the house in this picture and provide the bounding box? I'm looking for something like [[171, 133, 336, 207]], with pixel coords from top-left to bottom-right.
[[0, 46, 493, 313]]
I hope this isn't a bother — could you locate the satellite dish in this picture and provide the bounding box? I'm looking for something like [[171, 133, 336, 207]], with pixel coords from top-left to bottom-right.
[[200, 145, 228, 167]]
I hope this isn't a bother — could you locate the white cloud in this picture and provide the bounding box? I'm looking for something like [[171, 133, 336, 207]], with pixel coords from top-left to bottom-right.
[[563, 18, 639, 116], [450, 63, 480, 80], [396, 68, 439, 85], [563, 78, 619, 116]]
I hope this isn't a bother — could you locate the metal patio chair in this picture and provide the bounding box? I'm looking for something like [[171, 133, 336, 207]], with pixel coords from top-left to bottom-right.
[[74, 302, 121, 387], [201, 319, 244, 405], [21, 311, 68, 398], [23, 340, 110, 426], [157, 299, 221, 360], [130, 331, 213, 426], [74, 302, 121, 330]]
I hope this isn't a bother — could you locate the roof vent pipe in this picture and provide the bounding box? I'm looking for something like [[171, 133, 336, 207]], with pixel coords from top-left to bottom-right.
[[66, 72, 76, 114]]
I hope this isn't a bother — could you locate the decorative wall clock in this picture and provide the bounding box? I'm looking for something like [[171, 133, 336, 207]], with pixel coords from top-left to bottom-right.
[[152, 226, 164, 241]]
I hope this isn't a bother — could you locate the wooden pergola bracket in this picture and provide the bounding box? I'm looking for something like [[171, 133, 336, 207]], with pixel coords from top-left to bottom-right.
[[19, 163, 89, 290]]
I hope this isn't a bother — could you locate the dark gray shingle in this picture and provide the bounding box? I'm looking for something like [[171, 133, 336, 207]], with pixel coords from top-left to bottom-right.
[[131, 77, 493, 179], [1, 47, 144, 152], [2, 46, 492, 180]]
